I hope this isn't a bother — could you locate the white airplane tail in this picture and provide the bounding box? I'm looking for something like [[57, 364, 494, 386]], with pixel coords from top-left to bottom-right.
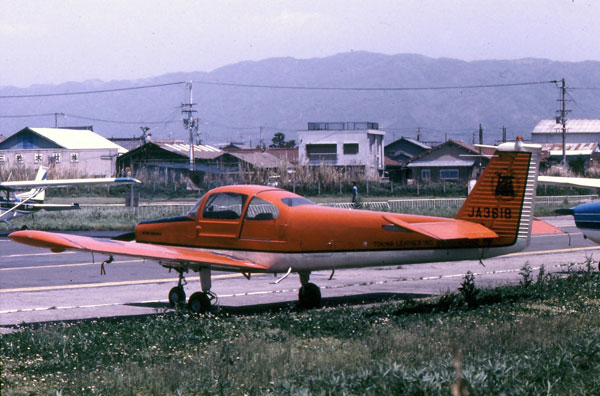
[[15, 167, 47, 203]]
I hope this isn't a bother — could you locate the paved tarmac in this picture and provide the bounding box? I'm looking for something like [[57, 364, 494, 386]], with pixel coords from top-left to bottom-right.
[[1, 216, 599, 332]]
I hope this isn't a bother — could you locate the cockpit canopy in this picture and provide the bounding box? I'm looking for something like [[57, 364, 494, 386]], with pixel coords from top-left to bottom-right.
[[187, 186, 316, 220]]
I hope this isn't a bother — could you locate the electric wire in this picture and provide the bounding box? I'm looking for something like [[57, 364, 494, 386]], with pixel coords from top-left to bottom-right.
[[192, 79, 557, 91], [0, 81, 186, 99]]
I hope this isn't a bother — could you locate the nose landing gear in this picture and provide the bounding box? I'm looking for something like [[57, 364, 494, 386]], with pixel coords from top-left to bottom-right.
[[168, 270, 187, 307]]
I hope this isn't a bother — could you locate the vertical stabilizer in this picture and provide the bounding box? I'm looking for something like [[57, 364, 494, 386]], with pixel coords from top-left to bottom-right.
[[15, 167, 47, 202], [456, 140, 541, 248]]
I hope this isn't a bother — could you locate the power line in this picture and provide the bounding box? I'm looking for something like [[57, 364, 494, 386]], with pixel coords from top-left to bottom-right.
[[0, 113, 56, 118], [63, 113, 181, 125], [0, 81, 186, 99], [193, 79, 557, 91]]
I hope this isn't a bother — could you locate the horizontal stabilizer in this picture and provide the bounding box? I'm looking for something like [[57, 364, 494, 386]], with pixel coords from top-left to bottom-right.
[[538, 176, 600, 189], [532, 218, 564, 234], [382, 215, 498, 240]]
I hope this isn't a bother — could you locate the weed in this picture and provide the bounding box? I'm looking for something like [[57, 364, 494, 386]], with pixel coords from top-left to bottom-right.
[[519, 262, 533, 288], [458, 271, 478, 307]]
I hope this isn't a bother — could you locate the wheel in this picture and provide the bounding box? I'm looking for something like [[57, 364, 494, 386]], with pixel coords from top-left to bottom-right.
[[188, 292, 212, 313], [168, 286, 186, 307], [298, 282, 321, 309]]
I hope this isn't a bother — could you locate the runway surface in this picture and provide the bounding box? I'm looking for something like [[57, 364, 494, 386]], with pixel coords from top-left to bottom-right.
[[2, 216, 599, 331]]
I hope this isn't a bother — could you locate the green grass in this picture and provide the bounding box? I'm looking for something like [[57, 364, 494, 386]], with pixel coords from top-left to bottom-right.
[[2, 268, 600, 395]]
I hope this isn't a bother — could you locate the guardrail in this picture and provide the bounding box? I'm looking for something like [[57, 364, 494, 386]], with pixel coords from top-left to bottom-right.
[[80, 195, 598, 211], [320, 195, 599, 211]]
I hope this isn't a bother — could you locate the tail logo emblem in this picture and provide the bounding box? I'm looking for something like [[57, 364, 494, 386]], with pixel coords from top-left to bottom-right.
[[494, 173, 515, 200]]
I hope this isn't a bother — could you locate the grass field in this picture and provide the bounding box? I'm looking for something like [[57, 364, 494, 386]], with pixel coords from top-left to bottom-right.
[[2, 267, 600, 395]]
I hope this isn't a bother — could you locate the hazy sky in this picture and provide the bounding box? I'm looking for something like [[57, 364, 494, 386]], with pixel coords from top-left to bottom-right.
[[1, 0, 598, 87]]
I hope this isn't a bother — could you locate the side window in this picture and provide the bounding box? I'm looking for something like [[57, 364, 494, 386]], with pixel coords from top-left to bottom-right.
[[202, 193, 246, 220], [245, 197, 279, 220]]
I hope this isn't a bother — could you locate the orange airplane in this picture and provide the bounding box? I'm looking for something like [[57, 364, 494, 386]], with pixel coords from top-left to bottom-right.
[[9, 139, 541, 312]]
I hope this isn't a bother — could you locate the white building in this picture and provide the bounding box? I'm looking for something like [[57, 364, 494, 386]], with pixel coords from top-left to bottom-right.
[[0, 127, 128, 176], [531, 119, 600, 144], [297, 122, 385, 179]]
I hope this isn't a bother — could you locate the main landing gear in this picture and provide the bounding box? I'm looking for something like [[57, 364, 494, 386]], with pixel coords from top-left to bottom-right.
[[168, 267, 215, 314], [298, 271, 321, 309]]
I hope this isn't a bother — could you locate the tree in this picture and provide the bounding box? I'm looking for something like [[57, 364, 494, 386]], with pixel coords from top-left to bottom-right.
[[270, 132, 295, 148]]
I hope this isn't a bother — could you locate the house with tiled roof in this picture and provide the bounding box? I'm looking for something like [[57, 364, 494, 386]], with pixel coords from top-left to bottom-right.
[[405, 139, 494, 183]]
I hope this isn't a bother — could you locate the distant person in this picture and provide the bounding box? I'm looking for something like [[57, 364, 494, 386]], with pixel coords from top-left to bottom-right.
[[351, 182, 358, 205]]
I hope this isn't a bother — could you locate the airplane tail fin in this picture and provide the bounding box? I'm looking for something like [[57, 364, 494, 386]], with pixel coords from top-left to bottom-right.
[[456, 139, 541, 248], [15, 167, 47, 203]]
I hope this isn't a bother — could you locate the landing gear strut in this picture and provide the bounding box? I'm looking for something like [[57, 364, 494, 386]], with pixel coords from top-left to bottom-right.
[[298, 271, 321, 309], [168, 270, 187, 307], [187, 267, 215, 314]]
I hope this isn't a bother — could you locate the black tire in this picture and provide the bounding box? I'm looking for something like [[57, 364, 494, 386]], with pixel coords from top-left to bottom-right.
[[298, 282, 321, 309], [188, 292, 212, 313], [168, 286, 186, 307]]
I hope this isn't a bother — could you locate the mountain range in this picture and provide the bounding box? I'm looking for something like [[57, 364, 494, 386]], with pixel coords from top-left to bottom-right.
[[1, 52, 599, 146]]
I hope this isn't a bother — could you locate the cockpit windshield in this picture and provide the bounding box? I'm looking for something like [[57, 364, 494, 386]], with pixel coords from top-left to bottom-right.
[[187, 193, 207, 217]]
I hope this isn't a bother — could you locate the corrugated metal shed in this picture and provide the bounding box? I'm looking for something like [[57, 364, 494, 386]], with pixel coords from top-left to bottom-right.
[[532, 119, 600, 134], [406, 160, 475, 168], [541, 142, 599, 156], [28, 128, 128, 154], [227, 151, 285, 168], [158, 142, 223, 160]]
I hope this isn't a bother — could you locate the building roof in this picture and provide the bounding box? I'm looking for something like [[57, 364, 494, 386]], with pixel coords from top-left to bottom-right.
[[406, 159, 476, 168], [26, 128, 128, 154], [406, 139, 492, 165], [227, 151, 285, 168], [532, 119, 600, 134], [156, 142, 223, 160], [541, 142, 599, 156], [386, 136, 431, 150]]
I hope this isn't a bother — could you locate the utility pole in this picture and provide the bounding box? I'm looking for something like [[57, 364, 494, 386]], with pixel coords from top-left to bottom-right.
[[502, 126, 507, 143], [416, 127, 421, 142], [478, 124, 483, 145], [54, 112, 64, 128], [556, 78, 570, 167], [259, 126, 264, 149], [182, 81, 199, 170]]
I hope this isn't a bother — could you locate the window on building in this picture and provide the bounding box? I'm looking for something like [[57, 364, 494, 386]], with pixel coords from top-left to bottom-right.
[[306, 144, 337, 164], [440, 169, 459, 180], [52, 153, 61, 163], [34, 153, 43, 163], [421, 169, 431, 181], [0, 155, 5, 163], [70, 153, 79, 163], [343, 143, 359, 155], [15, 154, 24, 164]]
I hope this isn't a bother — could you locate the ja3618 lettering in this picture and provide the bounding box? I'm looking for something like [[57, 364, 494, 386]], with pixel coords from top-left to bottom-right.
[[467, 207, 511, 219]]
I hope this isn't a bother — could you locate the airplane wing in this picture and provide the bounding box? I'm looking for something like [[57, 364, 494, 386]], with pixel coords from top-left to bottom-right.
[[538, 175, 600, 189], [8, 230, 270, 272], [0, 177, 141, 190], [30, 203, 81, 211], [383, 215, 498, 240]]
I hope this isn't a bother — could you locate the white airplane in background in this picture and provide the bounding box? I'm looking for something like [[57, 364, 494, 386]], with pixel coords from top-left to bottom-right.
[[0, 166, 141, 228], [537, 175, 600, 244]]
